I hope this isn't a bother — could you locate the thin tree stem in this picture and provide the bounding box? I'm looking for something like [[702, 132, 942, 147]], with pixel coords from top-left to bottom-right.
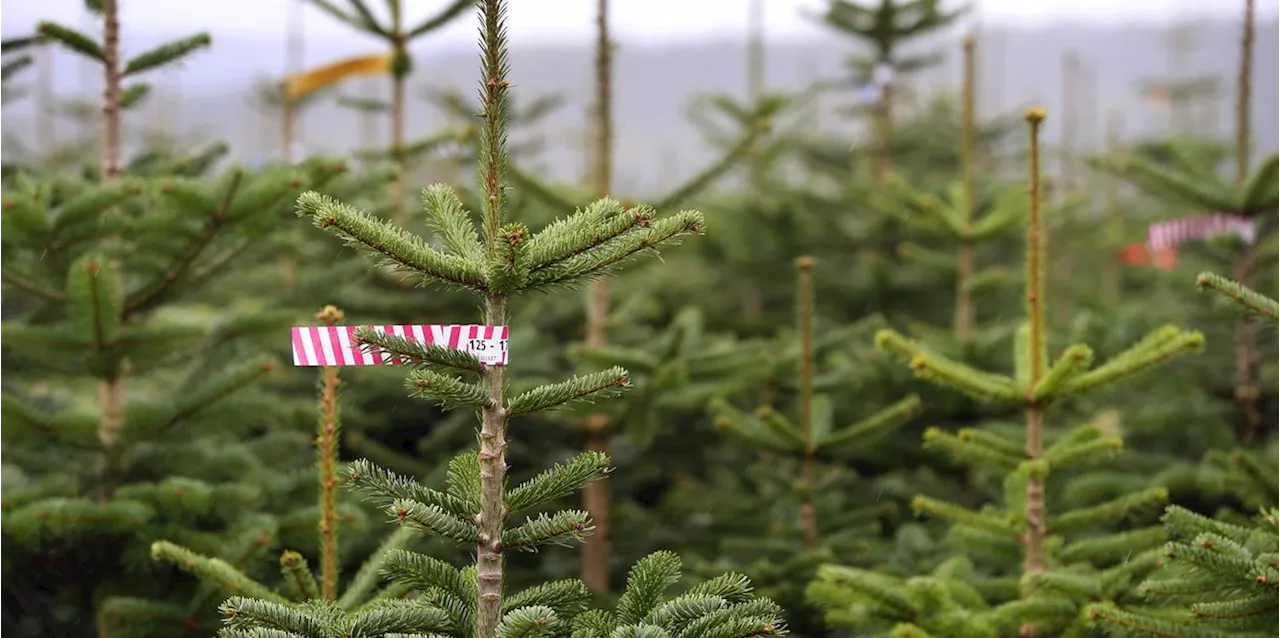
[[96, 0, 125, 495], [475, 2, 511, 635], [1233, 0, 1261, 439], [796, 256, 818, 550], [1022, 108, 1048, 577], [581, 0, 614, 593], [955, 36, 976, 341], [316, 306, 343, 600]]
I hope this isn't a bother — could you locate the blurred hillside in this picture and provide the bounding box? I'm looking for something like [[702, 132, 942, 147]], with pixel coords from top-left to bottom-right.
[[3, 19, 1277, 192]]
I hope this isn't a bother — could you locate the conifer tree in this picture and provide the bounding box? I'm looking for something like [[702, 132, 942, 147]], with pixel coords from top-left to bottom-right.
[[505, 0, 766, 592], [191, 1, 786, 636], [712, 256, 922, 552], [120, 305, 432, 635], [1090, 0, 1276, 442], [869, 36, 1027, 348], [683, 87, 822, 329], [302, 0, 472, 223], [1081, 277, 1278, 637], [704, 256, 921, 636], [0, 6, 373, 634], [0, 155, 357, 637], [808, 0, 966, 180], [806, 108, 1205, 636]]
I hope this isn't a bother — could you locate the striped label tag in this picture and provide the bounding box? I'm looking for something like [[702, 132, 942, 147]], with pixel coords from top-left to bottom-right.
[[1147, 213, 1255, 251], [291, 325, 509, 367]]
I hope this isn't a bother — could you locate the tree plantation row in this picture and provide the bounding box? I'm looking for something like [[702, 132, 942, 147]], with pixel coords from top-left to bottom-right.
[[0, 1, 1275, 638]]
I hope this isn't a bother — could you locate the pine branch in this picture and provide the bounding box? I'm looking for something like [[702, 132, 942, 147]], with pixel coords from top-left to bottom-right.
[[911, 496, 1019, 537], [523, 210, 705, 290], [151, 541, 286, 603], [353, 327, 487, 374], [391, 498, 482, 544], [422, 184, 485, 263], [2, 268, 65, 300], [344, 459, 476, 522], [505, 451, 612, 513], [921, 426, 1023, 472], [505, 368, 630, 417], [1196, 271, 1279, 323], [404, 368, 492, 409], [883, 336, 1021, 402], [122, 33, 211, 76], [1047, 487, 1168, 534], [35, 21, 103, 61], [523, 198, 652, 271], [296, 190, 488, 291], [503, 510, 594, 552], [280, 551, 321, 601], [67, 254, 123, 351]]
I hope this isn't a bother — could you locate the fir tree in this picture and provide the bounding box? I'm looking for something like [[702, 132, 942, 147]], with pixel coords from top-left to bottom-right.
[[711, 256, 921, 552], [129, 305, 437, 635], [505, 0, 766, 592], [867, 37, 1053, 349], [1090, 0, 1276, 442], [702, 256, 921, 637], [808, 0, 967, 180], [1082, 276, 1278, 637], [184, 1, 786, 636], [302, 0, 472, 223], [0, 3, 363, 634], [806, 108, 1205, 637]]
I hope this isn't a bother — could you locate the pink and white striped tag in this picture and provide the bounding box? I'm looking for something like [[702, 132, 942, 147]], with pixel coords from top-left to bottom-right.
[[1147, 213, 1256, 251], [291, 324, 509, 367]]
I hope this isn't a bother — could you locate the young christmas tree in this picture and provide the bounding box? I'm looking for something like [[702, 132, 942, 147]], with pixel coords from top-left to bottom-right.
[[0, 2, 362, 635], [808, 0, 967, 180], [120, 305, 440, 635], [1082, 277, 1278, 637], [1089, 0, 1276, 443], [302, 0, 472, 223], [697, 256, 921, 636], [165, 1, 788, 636], [866, 36, 1073, 354], [503, 0, 768, 593], [805, 108, 1205, 637]]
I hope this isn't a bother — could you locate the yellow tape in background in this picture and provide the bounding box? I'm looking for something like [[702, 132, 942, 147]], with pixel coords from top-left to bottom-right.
[[284, 53, 393, 101]]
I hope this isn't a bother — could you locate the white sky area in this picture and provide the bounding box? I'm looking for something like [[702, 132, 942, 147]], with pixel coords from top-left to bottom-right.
[[2, 0, 1277, 45]]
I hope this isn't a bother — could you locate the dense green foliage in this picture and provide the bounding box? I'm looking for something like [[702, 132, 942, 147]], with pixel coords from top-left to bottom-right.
[[1, 0, 1275, 637]]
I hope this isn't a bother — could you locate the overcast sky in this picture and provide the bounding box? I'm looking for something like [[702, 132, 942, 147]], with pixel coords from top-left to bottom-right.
[[2, 0, 1277, 45]]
